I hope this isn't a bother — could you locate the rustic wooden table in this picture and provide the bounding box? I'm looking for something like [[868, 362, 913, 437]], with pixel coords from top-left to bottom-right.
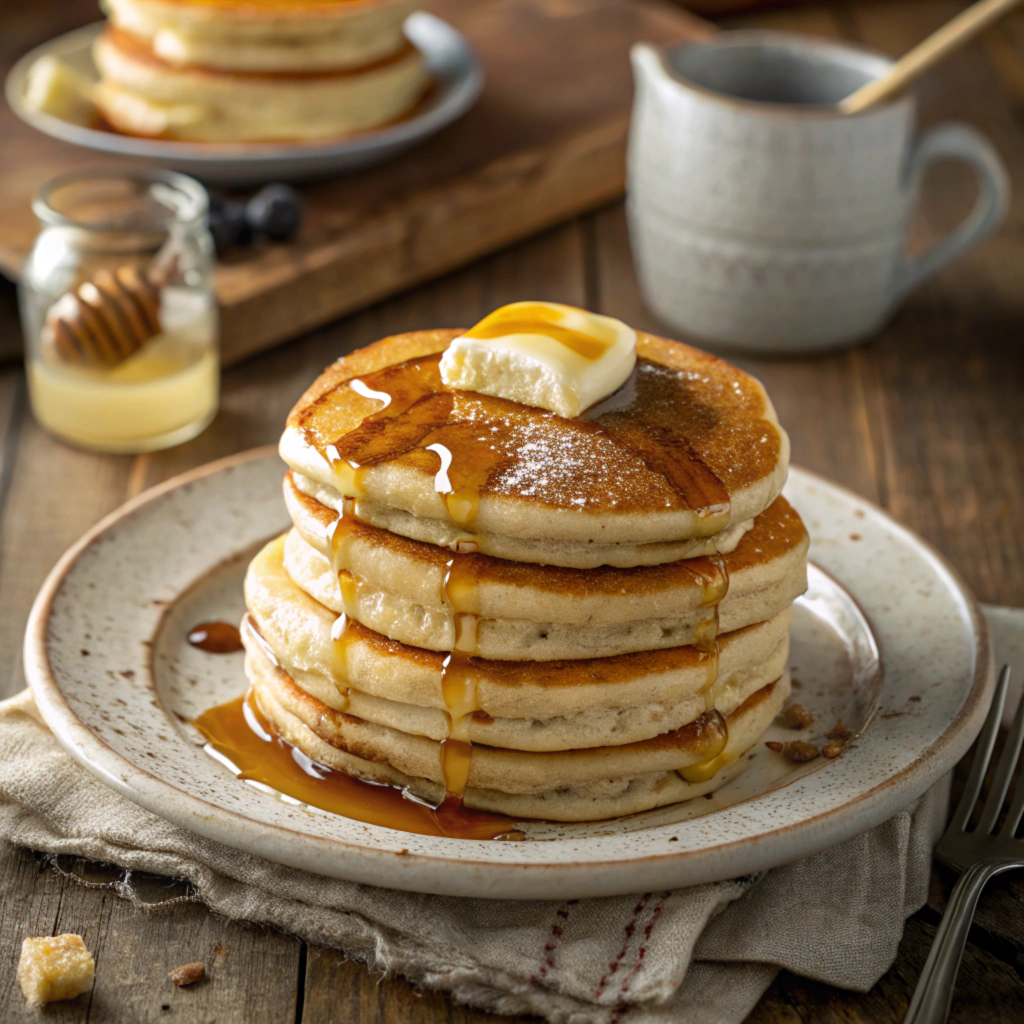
[[1, 1, 1023, 1020]]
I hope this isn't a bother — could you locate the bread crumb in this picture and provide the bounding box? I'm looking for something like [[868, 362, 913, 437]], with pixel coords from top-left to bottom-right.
[[171, 962, 206, 987], [18, 934, 95, 1004], [765, 740, 819, 762], [826, 721, 853, 742], [780, 703, 813, 730], [822, 742, 844, 759]]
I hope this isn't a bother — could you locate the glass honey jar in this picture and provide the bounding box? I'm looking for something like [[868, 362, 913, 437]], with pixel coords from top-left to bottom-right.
[[19, 168, 219, 453]]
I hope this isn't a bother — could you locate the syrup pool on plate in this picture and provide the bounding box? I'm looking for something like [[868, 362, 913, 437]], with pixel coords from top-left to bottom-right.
[[187, 620, 243, 654], [192, 690, 524, 841]]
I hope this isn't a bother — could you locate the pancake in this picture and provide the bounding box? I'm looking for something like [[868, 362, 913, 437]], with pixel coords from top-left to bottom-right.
[[247, 641, 791, 820], [290, 470, 755, 569], [243, 536, 792, 748], [272, 641, 787, 752], [102, 0, 416, 72], [287, 471, 803, 627], [286, 468, 753, 573], [92, 26, 428, 142], [279, 494, 807, 659], [280, 330, 790, 558]]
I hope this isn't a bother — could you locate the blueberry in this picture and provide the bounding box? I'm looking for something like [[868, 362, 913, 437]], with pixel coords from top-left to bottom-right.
[[246, 183, 304, 242], [207, 197, 250, 254]]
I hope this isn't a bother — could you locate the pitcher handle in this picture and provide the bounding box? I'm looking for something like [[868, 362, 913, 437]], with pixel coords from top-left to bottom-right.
[[893, 122, 1010, 302]]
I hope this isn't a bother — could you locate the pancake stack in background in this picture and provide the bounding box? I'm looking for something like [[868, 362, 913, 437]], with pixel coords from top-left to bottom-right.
[[242, 306, 810, 822], [91, 0, 428, 141]]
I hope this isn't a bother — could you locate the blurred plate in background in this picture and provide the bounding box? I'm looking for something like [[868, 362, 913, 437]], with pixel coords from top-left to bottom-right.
[[5, 13, 483, 185]]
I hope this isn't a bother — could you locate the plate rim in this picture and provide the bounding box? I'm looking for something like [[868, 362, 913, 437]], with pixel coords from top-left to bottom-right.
[[5, 13, 484, 166], [24, 448, 993, 898]]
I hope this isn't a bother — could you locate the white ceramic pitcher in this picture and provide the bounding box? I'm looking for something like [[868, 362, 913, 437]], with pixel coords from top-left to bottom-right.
[[627, 32, 1011, 354]]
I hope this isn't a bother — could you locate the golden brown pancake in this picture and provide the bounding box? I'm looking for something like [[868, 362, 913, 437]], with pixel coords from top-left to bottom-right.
[[280, 330, 790, 557], [246, 639, 792, 820], [101, 0, 417, 72], [280, 491, 808, 658], [92, 22, 428, 141], [243, 535, 794, 748]]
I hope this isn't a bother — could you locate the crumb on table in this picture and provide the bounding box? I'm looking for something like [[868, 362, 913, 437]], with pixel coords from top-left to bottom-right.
[[17, 934, 95, 1005], [171, 962, 206, 987]]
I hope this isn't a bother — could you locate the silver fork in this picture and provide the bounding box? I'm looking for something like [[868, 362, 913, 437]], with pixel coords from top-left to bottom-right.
[[905, 665, 1023, 1023]]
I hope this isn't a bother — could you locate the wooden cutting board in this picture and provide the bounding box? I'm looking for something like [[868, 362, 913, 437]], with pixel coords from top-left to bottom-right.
[[0, 0, 710, 365]]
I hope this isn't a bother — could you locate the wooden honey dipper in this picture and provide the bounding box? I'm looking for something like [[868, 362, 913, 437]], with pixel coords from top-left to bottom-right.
[[44, 265, 164, 369], [42, 228, 182, 370]]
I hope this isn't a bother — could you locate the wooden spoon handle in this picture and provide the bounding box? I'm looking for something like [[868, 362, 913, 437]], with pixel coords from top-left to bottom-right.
[[838, 0, 1023, 114]]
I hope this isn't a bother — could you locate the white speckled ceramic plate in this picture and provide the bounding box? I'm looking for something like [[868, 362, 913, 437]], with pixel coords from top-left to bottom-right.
[[24, 449, 992, 899], [5, 14, 483, 185]]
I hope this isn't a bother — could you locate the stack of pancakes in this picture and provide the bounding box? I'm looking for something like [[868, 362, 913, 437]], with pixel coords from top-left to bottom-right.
[[92, 0, 428, 141], [243, 327, 809, 821]]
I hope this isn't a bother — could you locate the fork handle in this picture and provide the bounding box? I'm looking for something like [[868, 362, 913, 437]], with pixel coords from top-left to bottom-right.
[[905, 860, 1005, 1023]]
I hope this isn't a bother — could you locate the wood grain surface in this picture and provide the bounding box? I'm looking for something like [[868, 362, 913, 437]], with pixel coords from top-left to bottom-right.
[[1, 1, 1023, 1021], [0, 0, 710, 365]]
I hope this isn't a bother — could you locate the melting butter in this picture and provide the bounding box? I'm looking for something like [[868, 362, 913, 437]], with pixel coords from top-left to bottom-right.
[[439, 302, 637, 418]]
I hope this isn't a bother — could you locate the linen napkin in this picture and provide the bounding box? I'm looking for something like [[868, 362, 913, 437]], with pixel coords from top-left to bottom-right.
[[0, 688, 945, 1024]]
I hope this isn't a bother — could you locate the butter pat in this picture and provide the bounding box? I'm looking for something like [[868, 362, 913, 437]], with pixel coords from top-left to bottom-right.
[[24, 56, 96, 126], [439, 302, 637, 418], [18, 934, 95, 1005]]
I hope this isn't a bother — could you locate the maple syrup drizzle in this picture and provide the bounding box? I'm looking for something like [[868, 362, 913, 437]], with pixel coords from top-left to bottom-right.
[[680, 552, 726, 708], [187, 621, 243, 654], [678, 746, 738, 784], [683, 553, 731, 780], [192, 691, 518, 840], [678, 679, 777, 784], [461, 302, 617, 360], [327, 613, 354, 712], [324, 506, 362, 706], [325, 497, 485, 799], [436, 551, 487, 798], [439, 652, 476, 797], [326, 504, 358, 575], [443, 551, 482, 650], [300, 351, 734, 538]]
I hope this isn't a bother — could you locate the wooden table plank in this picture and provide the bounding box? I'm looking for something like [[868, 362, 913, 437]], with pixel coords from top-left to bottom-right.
[[748, 915, 1024, 1024], [302, 948, 523, 1024], [0, 845, 302, 1024], [841, 0, 1024, 607], [0, 845, 70, 1017]]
